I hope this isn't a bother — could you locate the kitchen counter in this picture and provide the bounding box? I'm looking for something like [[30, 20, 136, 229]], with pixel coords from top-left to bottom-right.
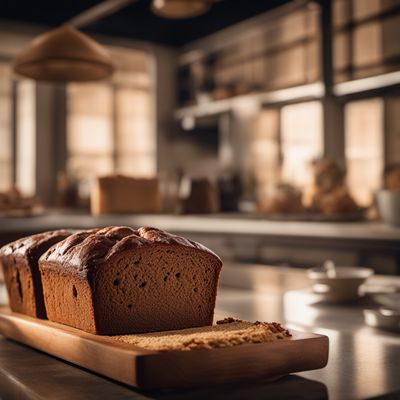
[[0, 264, 399, 400], [1, 211, 400, 241], [2, 212, 399, 274]]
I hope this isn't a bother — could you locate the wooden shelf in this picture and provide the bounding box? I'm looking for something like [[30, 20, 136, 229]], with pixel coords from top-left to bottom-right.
[[174, 82, 325, 120], [333, 71, 400, 96]]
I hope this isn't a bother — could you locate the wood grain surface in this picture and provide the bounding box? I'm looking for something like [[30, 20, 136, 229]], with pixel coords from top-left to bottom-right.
[[0, 307, 329, 389]]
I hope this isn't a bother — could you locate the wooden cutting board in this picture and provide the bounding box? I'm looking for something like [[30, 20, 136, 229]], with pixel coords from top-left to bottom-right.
[[0, 307, 328, 389]]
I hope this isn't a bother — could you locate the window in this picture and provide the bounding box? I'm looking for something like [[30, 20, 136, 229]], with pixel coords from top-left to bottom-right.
[[281, 101, 323, 194], [249, 101, 323, 203], [0, 63, 12, 192], [0, 64, 36, 196], [15, 80, 36, 196], [67, 83, 114, 181], [251, 108, 280, 199], [385, 94, 400, 165], [345, 98, 384, 206], [115, 87, 155, 176], [67, 47, 155, 187], [333, 0, 400, 83]]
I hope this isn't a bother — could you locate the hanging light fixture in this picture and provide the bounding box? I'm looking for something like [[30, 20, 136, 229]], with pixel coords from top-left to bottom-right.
[[13, 25, 114, 82], [151, 0, 211, 19]]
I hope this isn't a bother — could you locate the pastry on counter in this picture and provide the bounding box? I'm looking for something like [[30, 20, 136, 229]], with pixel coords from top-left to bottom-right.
[[259, 183, 305, 214], [312, 157, 345, 193], [311, 157, 359, 215], [0, 185, 43, 217], [5, 185, 23, 205], [91, 175, 161, 215], [39, 226, 222, 335], [0, 186, 24, 211], [312, 186, 359, 215]]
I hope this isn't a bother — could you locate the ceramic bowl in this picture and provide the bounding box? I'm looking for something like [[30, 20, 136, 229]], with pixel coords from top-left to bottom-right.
[[307, 266, 374, 302]]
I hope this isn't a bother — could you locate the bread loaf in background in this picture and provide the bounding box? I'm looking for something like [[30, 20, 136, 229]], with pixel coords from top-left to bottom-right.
[[0, 230, 72, 318], [91, 175, 161, 215], [39, 226, 222, 335], [181, 178, 220, 214]]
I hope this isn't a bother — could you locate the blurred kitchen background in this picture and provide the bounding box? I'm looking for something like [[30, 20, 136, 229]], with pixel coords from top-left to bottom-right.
[[0, 0, 400, 274]]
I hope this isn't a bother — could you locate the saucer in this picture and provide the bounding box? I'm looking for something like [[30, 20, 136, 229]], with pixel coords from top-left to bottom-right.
[[364, 308, 400, 332]]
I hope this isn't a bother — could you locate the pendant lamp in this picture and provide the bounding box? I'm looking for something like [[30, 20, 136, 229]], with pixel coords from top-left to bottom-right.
[[13, 25, 114, 82], [152, 0, 211, 19]]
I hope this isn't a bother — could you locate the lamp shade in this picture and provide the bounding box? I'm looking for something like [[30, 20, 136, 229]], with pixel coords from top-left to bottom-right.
[[152, 0, 210, 19], [13, 25, 114, 82]]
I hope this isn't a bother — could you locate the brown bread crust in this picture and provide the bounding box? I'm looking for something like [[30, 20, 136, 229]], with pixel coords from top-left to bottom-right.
[[39, 226, 223, 335], [41, 226, 221, 278], [0, 230, 72, 318]]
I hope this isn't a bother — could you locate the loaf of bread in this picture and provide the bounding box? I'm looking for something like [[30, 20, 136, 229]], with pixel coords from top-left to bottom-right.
[[0, 230, 72, 318], [181, 178, 220, 214], [91, 175, 161, 215], [39, 226, 222, 335]]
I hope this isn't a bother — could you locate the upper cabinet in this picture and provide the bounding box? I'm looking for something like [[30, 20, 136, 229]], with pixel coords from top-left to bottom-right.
[[176, 2, 322, 110], [333, 0, 400, 83]]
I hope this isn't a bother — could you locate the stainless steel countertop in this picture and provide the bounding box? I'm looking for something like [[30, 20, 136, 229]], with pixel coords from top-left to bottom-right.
[[1, 212, 400, 241], [218, 288, 400, 400], [1, 264, 400, 399]]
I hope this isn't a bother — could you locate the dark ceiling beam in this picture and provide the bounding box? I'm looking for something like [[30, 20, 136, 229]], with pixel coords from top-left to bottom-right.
[[67, 0, 138, 28]]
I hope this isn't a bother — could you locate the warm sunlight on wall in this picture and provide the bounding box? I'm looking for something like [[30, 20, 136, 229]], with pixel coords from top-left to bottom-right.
[[281, 101, 323, 190], [67, 83, 114, 180], [0, 63, 12, 191], [16, 80, 36, 196], [251, 108, 280, 199], [115, 87, 155, 176], [67, 46, 155, 184], [345, 97, 383, 206]]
